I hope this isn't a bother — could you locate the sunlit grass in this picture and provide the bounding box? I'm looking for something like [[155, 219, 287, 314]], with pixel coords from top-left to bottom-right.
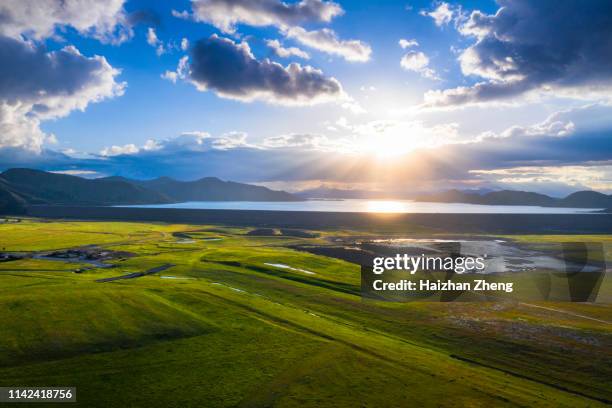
[[0, 219, 610, 407]]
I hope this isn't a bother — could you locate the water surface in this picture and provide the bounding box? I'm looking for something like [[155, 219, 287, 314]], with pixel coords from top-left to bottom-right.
[[121, 199, 600, 214]]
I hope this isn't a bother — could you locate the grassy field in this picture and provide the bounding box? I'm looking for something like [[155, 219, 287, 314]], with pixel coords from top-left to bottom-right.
[[0, 219, 610, 407]]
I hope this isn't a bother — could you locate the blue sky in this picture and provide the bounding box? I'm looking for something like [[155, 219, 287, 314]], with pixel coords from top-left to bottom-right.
[[41, 0, 473, 151], [1, 0, 612, 195]]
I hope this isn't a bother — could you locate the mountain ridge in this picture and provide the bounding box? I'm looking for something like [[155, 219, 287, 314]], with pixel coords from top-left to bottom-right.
[[415, 189, 612, 208], [1, 168, 610, 215], [0, 169, 300, 214]]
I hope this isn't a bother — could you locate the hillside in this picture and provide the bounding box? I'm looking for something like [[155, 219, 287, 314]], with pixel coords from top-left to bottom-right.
[[416, 189, 612, 208], [0, 169, 171, 208], [0, 169, 301, 214], [129, 176, 300, 202], [0, 180, 27, 214], [1, 219, 610, 406]]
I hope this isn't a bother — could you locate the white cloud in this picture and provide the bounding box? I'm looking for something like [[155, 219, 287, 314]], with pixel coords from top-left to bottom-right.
[[471, 166, 612, 194], [161, 70, 178, 83], [401, 51, 428, 70], [400, 51, 438, 80], [264, 133, 328, 148], [0, 39, 124, 153], [186, 0, 343, 34], [424, 1, 612, 108], [171, 9, 191, 20], [212, 131, 250, 149], [100, 143, 139, 157], [143, 139, 161, 151], [50, 169, 100, 176], [161, 56, 188, 83], [0, 0, 132, 44], [146, 27, 158, 47], [399, 38, 419, 49], [0, 0, 127, 153], [167, 35, 346, 106], [420, 2, 454, 26], [284, 27, 371, 62], [146, 27, 166, 56], [341, 100, 367, 115], [181, 38, 189, 51], [476, 103, 612, 142], [265, 39, 310, 59], [102, 131, 253, 156]]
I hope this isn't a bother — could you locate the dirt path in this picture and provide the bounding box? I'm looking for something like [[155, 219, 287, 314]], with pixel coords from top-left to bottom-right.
[[96, 263, 175, 282]]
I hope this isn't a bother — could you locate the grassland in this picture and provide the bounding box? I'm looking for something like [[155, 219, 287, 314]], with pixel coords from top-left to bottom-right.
[[0, 218, 610, 407]]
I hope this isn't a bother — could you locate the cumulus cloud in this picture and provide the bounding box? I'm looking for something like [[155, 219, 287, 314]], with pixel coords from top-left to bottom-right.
[[263, 133, 329, 149], [12, 104, 612, 194], [166, 35, 344, 105], [477, 103, 612, 143], [425, 0, 612, 107], [163, 131, 249, 151], [401, 51, 428, 71], [180, 0, 370, 63], [161, 56, 188, 83], [471, 165, 612, 194], [0, 0, 132, 44], [0, 36, 124, 152], [184, 0, 343, 33], [266, 39, 310, 59], [146, 28, 158, 47], [420, 2, 454, 26], [398, 37, 438, 80], [431, 104, 612, 189], [100, 144, 139, 157], [399, 38, 418, 49], [146, 28, 187, 56], [400, 51, 438, 80], [0, 0, 127, 154], [283, 27, 371, 62], [146, 27, 165, 55], [100, 131, 252, 158]]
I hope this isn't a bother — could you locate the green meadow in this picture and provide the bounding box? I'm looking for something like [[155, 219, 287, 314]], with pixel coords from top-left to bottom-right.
[[0, 219, 610, 407]]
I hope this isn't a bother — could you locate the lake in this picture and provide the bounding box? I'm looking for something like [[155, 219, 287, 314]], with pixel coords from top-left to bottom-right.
[[120, 199, 601, 214]]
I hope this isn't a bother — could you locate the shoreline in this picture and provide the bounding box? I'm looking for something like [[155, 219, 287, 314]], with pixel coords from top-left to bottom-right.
[[26, 205, 612, 234]]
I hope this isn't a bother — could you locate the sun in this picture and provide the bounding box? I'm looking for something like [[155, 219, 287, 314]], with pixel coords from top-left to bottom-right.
[[371, 142, 406, 158], [355, 119, 435, 159], [361, 131, 415, 159]]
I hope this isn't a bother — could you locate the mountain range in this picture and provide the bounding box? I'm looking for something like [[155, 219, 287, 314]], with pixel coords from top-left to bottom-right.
[[297, 186, 612, 209], [1, 169, 611, 215], [415, 189, 612, 209], [0, 168, 299, 214]]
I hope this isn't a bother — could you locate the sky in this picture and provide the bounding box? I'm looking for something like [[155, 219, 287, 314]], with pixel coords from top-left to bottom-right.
[[1, 0, 612, 196]]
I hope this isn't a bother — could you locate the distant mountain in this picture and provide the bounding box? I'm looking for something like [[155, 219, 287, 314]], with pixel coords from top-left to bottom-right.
[[557, 191, 612, 208], [416, 189, 612, 208], [126, 176, 300, 202], [0, 169, 301, 214], [0, 169, 170, 208]]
